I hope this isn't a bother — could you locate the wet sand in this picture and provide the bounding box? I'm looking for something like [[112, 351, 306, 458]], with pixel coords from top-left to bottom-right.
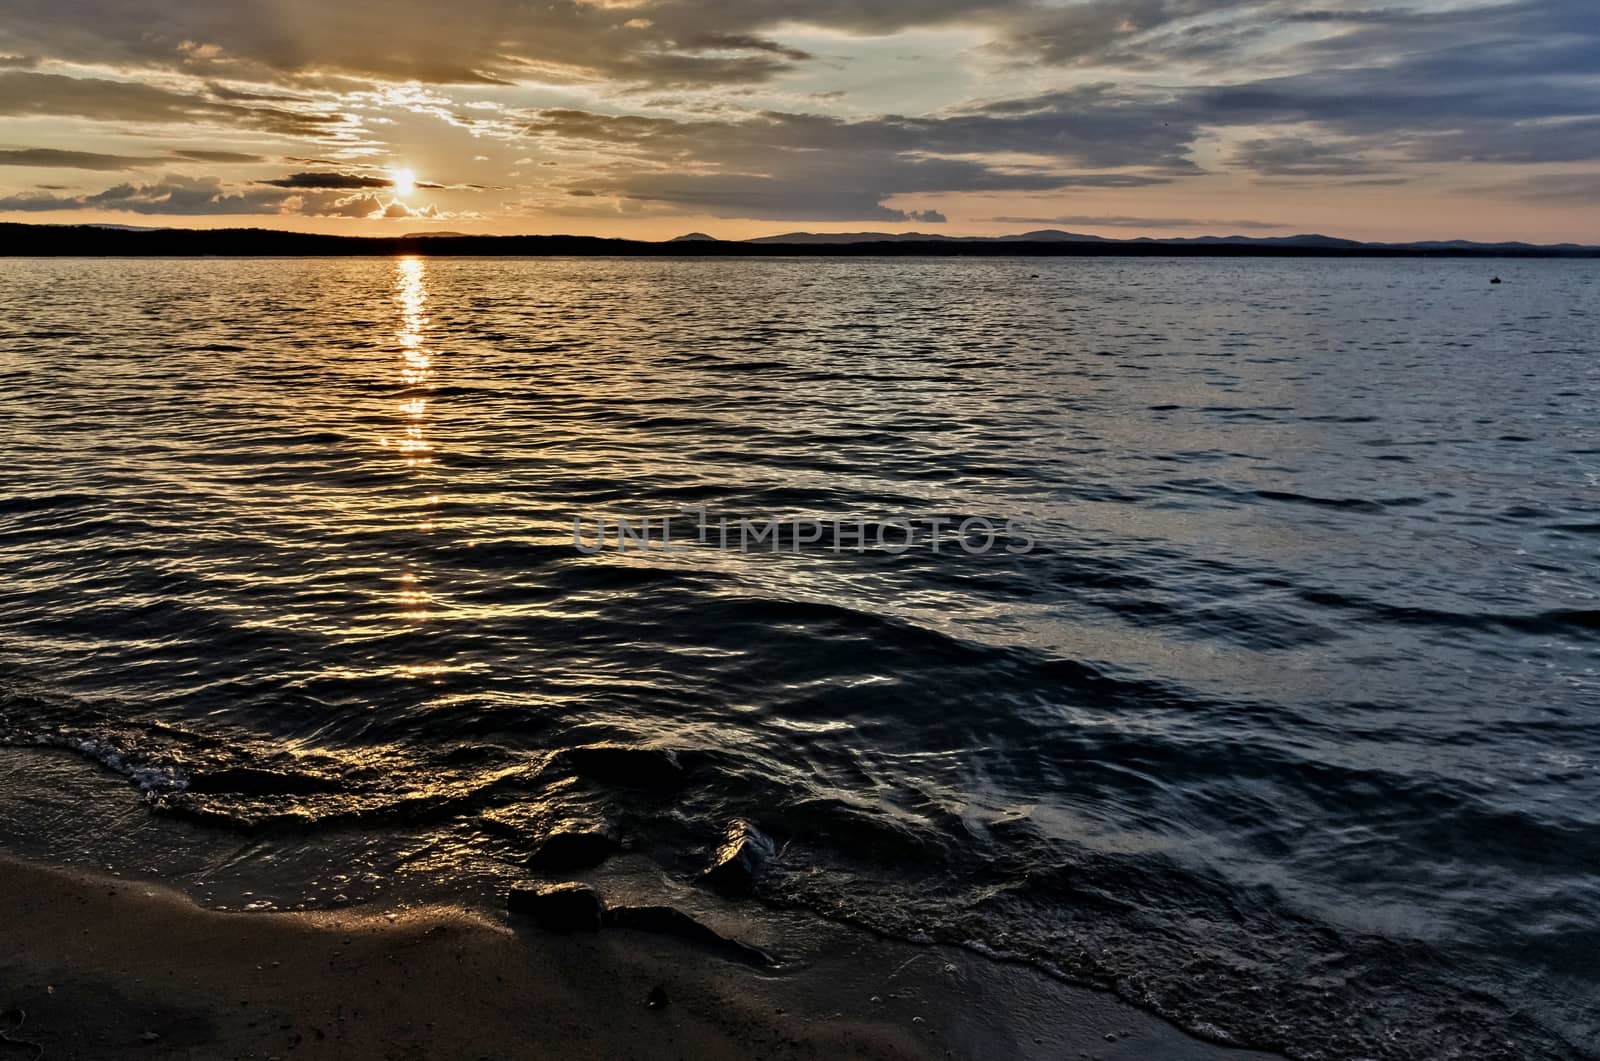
[[0, 849, 1278, 1060]]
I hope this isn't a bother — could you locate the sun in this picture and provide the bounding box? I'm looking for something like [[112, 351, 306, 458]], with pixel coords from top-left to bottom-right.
[[392, 168, 416, 197]]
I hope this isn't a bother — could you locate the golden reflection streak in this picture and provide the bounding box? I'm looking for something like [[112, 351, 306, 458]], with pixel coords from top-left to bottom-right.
[[392, 256, 434, 465], [385, 257, 439, 623]]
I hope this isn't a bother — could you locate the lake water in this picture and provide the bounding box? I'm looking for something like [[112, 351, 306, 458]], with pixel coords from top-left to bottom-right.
[[1, 256, 1596, 1059]]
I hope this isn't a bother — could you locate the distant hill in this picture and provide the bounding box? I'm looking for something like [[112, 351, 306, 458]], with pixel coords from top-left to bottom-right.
[[746, 230, 962, 244], [2, 222, 1595, 258], [670, 232, 719, 242], [994, 230, 1112, 242], [736, 229, 1600, 254], [741, 229, 1428, 250]]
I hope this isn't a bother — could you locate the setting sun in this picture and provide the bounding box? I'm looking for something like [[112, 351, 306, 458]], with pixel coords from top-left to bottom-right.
[[391, 168, 416, 197]]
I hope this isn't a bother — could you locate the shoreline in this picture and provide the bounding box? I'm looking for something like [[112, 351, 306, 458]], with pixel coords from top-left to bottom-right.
[[3, 222, 1596, 258], [0, 750, 1278, 1061], [0, 852, 1278, 1061]]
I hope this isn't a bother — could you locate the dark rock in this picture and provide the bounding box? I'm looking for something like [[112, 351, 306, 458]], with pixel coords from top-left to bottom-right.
[[185, 767, 341, 796], [528, 822, 619, 871], [506, 881, 604, 931], [780, 797, 943, 863], [562, 744, 686, 790], [1491, 276, 1503, 284], [697, 818, 776, 897], [645, 985, 670, 1010], [605, 904, 776, 967]]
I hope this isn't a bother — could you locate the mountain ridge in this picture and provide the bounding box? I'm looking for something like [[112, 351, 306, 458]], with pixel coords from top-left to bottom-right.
[[734, 228, 1580, 251], [4, 222, 1596, 257]]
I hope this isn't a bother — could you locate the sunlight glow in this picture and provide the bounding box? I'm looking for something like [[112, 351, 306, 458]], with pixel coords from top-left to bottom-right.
[[392, 168, 416, 197]]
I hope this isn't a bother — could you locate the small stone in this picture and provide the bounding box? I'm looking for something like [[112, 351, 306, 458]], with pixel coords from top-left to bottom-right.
[[528, 822, 619, 871], [1104, 1032, 1118, 1041], [645, 985, 669, 1010], [140, 1031, 161, 1043], [697, 819, 776, 897], [506, 881, 604, 931]]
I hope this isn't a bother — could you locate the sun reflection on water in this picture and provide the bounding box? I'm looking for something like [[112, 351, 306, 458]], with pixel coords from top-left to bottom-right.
[[385, 257, 440, 624], [392, 257, 434, 465]]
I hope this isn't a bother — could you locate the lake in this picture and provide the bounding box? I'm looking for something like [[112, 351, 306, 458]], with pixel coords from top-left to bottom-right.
[[1, 256, 1595, 1059]]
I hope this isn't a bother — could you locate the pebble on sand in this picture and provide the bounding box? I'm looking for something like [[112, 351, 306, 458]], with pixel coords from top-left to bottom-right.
[[506, 881, 605, 931]]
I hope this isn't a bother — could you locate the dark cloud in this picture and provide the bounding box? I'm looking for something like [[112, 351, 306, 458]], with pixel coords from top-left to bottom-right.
[[677, 34, 812, 62], [1232, 137, 1385, 178], [990, 0, 1252, 69], [0, 70, 342, 137], [0, 174, 287, 213], [259, 170, 393, 189], [0, 147, 165, 169], [258, 170, 449, 190], [1182, 0, 1600, 171], [0, 146, 270, 169], [526, 96, 1186, 221], [0, 172, 449, 218], [204, 82, 313, 103], [169, 149, 267, 163]]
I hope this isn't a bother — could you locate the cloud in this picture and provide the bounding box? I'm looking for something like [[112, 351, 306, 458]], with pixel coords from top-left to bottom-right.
[[259, 170, 394, 189], [0, 146, 268, 169], [170, 149, 267, 163], [0, 147, 165, 169], [0, 0, 834, 86], [0, 171, 468, 219], [259, 170, 452, 189], [0, 174, 289, 214], [4, 0, 1600, 229], [1231, 136, 1387, 178], [380, 199, 439, 219], [523, 92, 1189, 221], [0, 70, 342, 137], [290, 191, 466, 219]]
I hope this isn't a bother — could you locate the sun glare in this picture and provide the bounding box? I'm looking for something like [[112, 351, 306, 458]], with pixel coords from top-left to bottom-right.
[[392, 168, 416, 197]]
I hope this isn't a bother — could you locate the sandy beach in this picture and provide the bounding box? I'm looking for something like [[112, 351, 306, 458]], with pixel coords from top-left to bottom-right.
[[0, 847, 1277, 1061]]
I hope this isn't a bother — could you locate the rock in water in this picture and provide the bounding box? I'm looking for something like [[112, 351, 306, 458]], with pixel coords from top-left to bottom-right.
[[561, 744, 686, 790], [1491, 276, 1503, 284], [528, 822, 619, 871], [506, 881, 605, 931], [698, 818, 776, 897], [645, 985, 670, 1010]]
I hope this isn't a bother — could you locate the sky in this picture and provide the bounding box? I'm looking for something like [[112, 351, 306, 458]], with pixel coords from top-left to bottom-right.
[[1, 0, 1597, 242]]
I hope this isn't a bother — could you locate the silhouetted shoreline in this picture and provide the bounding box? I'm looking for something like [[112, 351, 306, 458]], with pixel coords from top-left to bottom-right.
[[4, 222, 1598, 257]]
